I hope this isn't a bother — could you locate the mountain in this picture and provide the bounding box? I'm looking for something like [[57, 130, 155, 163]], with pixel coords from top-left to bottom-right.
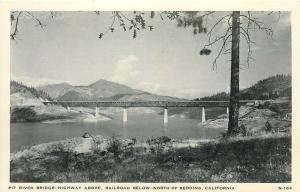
[[38, 79, 143, 101], [88, 79, 143, 98], [197, 74, 291, 101], [10, 81, 52, 106], [38, 79, 183, 102], [37, 82, 77, 99]]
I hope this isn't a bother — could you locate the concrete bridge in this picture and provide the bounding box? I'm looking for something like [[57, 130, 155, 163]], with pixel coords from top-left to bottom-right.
[[43, 100, 268, 124]]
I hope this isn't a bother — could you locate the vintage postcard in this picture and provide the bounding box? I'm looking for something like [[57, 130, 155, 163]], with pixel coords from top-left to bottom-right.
[[0, 0, 299, 191]]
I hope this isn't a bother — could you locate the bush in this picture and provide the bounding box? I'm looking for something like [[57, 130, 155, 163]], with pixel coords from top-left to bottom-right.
[[11, 107, 36, 122], [269, 104, 283, 117], [146, 136, 171, 146], [146, 136, 173, 164], [107, 136, 122, 161]]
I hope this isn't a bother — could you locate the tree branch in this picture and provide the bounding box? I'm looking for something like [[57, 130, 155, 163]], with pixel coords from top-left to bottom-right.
[[205, 26, 231, 48], [208, 14, 231, 43], [240, 14, 274, 38], [11, 12, 22, 40], [25, 11, 46, 29], [212, 34, 232, 70]]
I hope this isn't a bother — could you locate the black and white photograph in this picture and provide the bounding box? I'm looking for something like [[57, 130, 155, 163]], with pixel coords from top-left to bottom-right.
[[9, 10, 292, 183]]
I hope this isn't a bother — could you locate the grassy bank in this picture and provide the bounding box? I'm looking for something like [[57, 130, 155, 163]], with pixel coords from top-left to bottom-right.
[[10, 134, 291, 183]]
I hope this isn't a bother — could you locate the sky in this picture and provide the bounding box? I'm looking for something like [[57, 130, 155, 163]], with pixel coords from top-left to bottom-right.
[[11, 11, 291, 99]]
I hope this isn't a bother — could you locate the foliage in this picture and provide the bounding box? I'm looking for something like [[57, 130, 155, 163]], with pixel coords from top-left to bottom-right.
[[146, 136, 171, 146], [146, 136, 174, 163], [240, 74, 291, 100], [97, 11, 164, 39], [197, 74, 291, 101], [10, 11, 60, 40], [146, 136, 172, 153], [198, 92, 229, 101], [107, 136, 123, 161], [10, 135, 291, 182], [11, 80, 53, 101], [199, 48, 211, 55], [10, 106, 71, 122], [11, 107, 36, 122]]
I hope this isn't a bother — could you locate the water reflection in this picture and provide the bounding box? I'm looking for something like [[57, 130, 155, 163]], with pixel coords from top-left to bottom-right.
[[92, 119, 99, 136], [122, 122, 128, 138], [162, 123, 168, 136]]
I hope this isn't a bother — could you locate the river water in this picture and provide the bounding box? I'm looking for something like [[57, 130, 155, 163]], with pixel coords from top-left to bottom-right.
[[10, 111, 225, 152]]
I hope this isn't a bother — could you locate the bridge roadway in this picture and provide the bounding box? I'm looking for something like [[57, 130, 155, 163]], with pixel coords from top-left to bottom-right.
[[42, 100, 262, 108], [42, 100, 274, 123]]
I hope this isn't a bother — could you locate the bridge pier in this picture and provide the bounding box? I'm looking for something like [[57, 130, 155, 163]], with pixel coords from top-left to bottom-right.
[[227, 107, 229, 114], [164, 108, 168, 124], [123, 108, 128, 123], [202, 107, 206, 123], [95, 107, 99, 117]]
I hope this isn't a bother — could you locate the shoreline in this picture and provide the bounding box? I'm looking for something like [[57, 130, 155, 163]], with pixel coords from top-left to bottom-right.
[[11, 130, 290, 157], [10, 134, 215, 158], [10, 133, 291, 183]]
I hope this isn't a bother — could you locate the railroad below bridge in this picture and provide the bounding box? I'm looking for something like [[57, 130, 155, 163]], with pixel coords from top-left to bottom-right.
[[43, 100, 271, 124]]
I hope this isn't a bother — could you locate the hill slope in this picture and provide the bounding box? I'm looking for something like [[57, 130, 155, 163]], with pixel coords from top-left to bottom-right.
[[198, 74, 291, 101], [168, 74, 292, 119], [10, 81, 52, 106], [88, 79, 143, 98], [37, 83, 75, 99]]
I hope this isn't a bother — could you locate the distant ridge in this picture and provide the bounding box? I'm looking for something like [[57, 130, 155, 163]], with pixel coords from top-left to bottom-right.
[[38, 79, 183, 102], [197, 74, 291, 101]]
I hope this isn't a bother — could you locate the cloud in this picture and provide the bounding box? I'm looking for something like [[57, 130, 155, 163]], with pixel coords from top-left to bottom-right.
[[135, 82, 216, 99], [109, 55, 230, 99], [109, 55, 141, 85], [135, 82, 175, 96]]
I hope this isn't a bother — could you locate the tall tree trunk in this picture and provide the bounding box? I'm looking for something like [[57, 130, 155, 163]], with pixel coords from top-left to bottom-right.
[[228, 11, 240, 135]]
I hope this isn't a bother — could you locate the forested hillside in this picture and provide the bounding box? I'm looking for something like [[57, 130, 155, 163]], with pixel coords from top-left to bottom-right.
[[197, 74, 291, 101], [11, 80, 52, 101]]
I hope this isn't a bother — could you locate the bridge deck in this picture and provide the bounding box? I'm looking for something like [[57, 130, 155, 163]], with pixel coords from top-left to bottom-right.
[[42, 100, 260, 108]]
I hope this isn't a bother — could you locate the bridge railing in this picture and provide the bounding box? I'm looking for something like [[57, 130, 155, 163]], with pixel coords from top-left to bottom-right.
[[42, 100, 266, 108], [41, 100, 279, 123]]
